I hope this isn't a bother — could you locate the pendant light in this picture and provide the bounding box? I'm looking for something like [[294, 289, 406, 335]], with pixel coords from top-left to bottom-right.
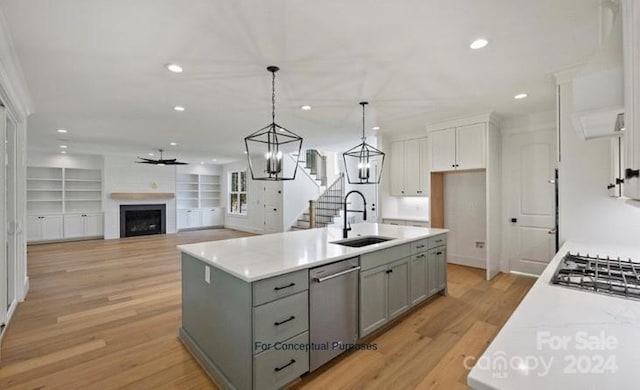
[[342, 102, 385, 184], [244, 66, 303, 181]]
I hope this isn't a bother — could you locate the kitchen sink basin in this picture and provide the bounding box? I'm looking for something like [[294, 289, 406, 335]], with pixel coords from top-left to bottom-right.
[[331, 235, 395, 248]]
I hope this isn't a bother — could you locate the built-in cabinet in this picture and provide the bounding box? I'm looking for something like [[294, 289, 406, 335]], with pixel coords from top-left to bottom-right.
[[390, 138, 430, 196], [176, 172, 224, 230], [623, 0, 640, 199], [382, 218, 429, 228], [430, 123, 486, 172], [359, 234, 447, 337], [27, 166, 104, 243]]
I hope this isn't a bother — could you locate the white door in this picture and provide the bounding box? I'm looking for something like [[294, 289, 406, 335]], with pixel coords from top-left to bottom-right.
[[390, 140, 405, 195], [63, 214, 85, 238], [430, 128, 456, 172], [262, 182, 283, 234], [456, 123, 486, 170], [507, 129, 557, 275], [41, 215, 63, 241], [403, 139, 421, 195], [84, 213, 103, 237]]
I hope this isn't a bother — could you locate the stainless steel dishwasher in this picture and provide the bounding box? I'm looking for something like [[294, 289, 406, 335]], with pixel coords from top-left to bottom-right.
[[309, 257, 360, 372]]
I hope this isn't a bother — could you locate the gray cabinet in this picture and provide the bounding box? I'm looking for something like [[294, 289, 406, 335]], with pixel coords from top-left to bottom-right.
[[436, 247, 447, 291], [427, 246, 447, 296], [360, 258, 411, 337], [410, 253, 428, 305], [388, 258, 410, 319], [360, 265, 388, 336]]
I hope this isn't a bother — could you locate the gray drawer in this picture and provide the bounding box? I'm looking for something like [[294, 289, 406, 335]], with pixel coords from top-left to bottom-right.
[[254, 331, 310, 390], [252, 269, 308, 306], [253, 291, 309, 353], [360, 243, 411, 271], [410, 239, 429, 254], [429, 234, 447, 249]]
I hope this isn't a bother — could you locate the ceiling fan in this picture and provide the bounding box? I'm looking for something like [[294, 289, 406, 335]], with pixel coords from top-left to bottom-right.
[[136, 149, 188, 165]]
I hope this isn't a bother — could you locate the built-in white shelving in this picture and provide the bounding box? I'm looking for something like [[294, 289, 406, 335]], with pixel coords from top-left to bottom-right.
[[27, 167, 103, 215], [176, 173, 221, 209]]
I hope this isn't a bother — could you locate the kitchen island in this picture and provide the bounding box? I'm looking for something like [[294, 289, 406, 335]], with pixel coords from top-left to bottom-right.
[[468, 242, 640, 389], [177, 223, 448, 390]]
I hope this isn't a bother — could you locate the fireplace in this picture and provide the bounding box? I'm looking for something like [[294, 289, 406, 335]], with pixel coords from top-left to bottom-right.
[[120, 204, 166, 238]]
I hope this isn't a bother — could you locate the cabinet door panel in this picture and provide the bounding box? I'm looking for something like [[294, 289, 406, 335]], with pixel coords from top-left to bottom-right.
[[27, 216, 41, 242], [456, 123, 486, 170], [84, 213, 104, 237], [430, 128, 456, 172], [177, 210, 189, 230], [63, 214, 85, 238], [201, 208, 222, 226], [360, 265, 388, 337], [427, 248, 439, 297], [390, 141, 405, 195], [404, 140, 421, 195], [419, 138, 430, 195], [387, 258, 410, 320], [187, 209, 201, 228], [41, 215, 63, 240], [410, 253, 427, 306], [437, 246, 447, 291]]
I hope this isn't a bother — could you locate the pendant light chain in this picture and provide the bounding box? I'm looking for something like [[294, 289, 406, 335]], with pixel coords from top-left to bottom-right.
[[272, 70, 276, 124], [361, 103, 366, 141]]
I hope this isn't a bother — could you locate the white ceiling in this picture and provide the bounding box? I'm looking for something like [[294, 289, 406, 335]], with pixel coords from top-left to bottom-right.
[[0, 0, 600, 162]]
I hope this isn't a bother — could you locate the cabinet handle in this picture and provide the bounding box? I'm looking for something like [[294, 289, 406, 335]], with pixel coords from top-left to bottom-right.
[[274, 359, 296, 372], [273, 208, 277, 212], [386, 269, 393, 274], [274, 316, 296, 326], [401, 191, 404, 194], [417, 254, 426, 258], [436, 251, 443, 255], [416, 245, 425, 249], [274, 282, 295, 291]]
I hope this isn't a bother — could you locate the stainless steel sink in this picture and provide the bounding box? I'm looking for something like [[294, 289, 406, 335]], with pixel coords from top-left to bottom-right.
[[331, 235, 395, 248]]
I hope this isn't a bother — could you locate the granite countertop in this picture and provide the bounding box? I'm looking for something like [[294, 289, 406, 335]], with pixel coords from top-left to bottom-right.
[[467, 241, 640, 389], [178, 222, 447, 282]]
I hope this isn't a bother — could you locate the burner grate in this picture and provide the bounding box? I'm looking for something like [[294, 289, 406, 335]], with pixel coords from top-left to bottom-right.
[[551, 252, 640, 300]]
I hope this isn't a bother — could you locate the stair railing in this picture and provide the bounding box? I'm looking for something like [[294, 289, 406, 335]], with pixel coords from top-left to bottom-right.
[[308, 173, 344, 228]]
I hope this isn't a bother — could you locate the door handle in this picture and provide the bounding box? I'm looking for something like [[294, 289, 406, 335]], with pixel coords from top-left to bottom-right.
[[548, 228, 557, 235], [314, 266, 361, 283]]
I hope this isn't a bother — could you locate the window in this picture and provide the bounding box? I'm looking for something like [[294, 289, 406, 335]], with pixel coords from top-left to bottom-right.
[[229, 170, 247, 214]]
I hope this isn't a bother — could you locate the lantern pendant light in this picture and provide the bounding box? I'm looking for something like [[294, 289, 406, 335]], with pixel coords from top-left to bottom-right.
[[244, 66, 303, 181], [342, 102, 385, 184]]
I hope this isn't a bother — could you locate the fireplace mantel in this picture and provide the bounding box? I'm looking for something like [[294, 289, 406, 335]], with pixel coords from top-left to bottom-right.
[[110, 192, 175, 200]]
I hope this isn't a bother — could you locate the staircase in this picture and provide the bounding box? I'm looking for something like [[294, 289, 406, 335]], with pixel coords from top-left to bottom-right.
[[291, 173, 345, 230]]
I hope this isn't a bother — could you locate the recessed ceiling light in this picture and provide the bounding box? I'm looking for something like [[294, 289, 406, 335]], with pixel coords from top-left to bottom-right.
[[61, 151, 67, 154], [57, 129, 67, 133], [211, 158, 217, 162], [166, 64, 183, 73], [514, 93, 528, 100], [372, 126, 381, 131], [148, 153, 154, 156], [243, 150, 247, 154], [59, 145, 67, 149], [470, 38, 489, 50], [173, 106, 185, 112], [170, 142, 177, 146], [300, 105, 311, 111]]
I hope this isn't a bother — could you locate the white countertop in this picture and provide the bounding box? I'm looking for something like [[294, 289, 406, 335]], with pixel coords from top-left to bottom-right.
[[468, 241, 640, 389], [178, 223, 447, 282]]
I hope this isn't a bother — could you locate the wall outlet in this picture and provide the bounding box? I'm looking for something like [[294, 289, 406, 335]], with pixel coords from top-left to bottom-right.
[[205, 266, 211, 284], [475, 241, 485, 249]]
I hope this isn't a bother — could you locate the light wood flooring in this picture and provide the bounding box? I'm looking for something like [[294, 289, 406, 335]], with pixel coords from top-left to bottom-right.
[[0, 229, 535, 389]]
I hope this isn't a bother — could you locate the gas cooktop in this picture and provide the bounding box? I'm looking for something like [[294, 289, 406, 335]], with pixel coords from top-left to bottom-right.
[[551, 252, 640, 300]]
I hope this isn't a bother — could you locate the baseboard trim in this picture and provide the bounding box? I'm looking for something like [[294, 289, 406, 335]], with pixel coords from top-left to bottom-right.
[[27, 236, 104, 245], [22, 276, 29, 301], [178, 327, 235, 390], [509, 270, 540, 278], [447, 255, 486, 269], [223, 223, 263, 235]]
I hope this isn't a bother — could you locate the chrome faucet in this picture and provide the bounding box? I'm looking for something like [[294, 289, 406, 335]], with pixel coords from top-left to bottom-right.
[[343, 190, 367, 238]]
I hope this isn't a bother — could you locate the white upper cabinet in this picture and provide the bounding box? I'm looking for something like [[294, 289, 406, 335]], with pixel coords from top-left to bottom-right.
[[390, 138, 430, 196], [430, 124, 486, 172], [456, 123, 486, 170], [430, 128, 456, 171]]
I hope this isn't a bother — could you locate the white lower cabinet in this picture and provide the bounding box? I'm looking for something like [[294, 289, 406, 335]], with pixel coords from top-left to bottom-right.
[[382, 218, 429, 228], [201, 207, 223, 227], [178, 208, 224, 230], [177, 209, 202, 230], [27, 215, 63, 242], [63, 213, 103, 239]]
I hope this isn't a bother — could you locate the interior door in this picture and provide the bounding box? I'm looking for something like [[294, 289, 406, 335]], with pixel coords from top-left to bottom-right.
[[0, 105, 7, 326], [507, 129, 557, 275], [262, 182, 282, 234]]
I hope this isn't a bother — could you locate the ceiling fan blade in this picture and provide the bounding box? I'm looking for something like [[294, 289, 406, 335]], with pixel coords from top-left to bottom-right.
[[136, 160, 157, 164], [136, 157, 157, 162]]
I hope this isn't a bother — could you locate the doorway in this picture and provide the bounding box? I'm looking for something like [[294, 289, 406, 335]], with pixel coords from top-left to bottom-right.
[[506, 129, 557, 275]]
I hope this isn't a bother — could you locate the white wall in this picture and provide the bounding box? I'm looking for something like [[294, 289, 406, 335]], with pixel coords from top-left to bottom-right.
[[559, 80, 640, 245], [444, 171, 487, 268], [27, 151, 103, 170], [222, 160, 265, 234], [103, 155, 177, 239]]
